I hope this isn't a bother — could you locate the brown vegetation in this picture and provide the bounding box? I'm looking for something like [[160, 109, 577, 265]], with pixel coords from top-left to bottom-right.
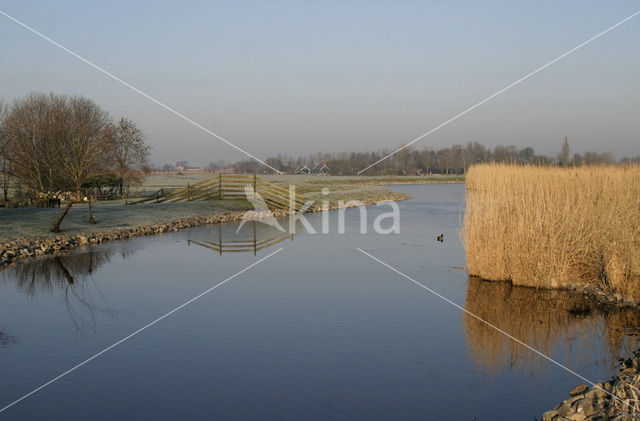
[[464, 164, 640, 300], [0, 92, 151, 230], [0, 93, 150, 202], [463, 277, 640, 379]]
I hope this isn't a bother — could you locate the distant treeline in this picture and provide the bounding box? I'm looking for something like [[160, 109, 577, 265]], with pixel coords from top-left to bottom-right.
[[160, 139, 640, 175]]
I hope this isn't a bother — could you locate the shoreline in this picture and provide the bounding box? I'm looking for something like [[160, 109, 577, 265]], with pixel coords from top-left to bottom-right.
[[0, 192, 410, 269], [470, 276, 640, 313], [541, 349, 640, 420]]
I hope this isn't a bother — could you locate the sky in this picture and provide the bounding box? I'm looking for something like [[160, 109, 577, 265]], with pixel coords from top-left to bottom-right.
[[0, 1, 639, 167]]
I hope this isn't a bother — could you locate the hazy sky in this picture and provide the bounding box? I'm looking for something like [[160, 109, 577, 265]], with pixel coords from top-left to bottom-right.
[[1, 1, 639, 167]]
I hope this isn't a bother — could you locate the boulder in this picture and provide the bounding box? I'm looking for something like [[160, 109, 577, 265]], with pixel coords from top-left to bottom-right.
[[570, 384, 588, 396]]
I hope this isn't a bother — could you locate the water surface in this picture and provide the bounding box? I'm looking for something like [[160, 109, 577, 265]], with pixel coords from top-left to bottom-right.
[[1, 184, 638, 420]]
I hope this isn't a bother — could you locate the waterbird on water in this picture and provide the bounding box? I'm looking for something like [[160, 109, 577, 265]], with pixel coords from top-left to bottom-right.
[[437, 234, 444, 243]]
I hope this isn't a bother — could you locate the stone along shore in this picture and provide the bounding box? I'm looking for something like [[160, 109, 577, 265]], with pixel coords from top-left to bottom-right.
[[0, 192, 410, 268], [542, 349, 640, 420]]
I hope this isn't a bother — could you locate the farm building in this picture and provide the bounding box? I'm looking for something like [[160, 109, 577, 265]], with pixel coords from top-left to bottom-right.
[[312, 162, 329, 174], [295, 166, 311, 174]]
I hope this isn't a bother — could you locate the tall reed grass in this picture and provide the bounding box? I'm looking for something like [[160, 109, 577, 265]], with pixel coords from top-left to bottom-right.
[[464, 164, 640, 299]]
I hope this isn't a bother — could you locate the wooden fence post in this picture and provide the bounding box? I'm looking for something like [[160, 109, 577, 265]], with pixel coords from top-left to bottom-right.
[[219, 173, 223, 200]]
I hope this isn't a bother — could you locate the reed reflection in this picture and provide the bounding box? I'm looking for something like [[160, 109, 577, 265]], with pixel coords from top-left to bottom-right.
[[464, 276, 640, 379]]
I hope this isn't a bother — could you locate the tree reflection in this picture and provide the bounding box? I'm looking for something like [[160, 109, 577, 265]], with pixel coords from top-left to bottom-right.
[[463, 276, 640, 380], [0, 330, 17, 348], [0, 249, 135, 333]]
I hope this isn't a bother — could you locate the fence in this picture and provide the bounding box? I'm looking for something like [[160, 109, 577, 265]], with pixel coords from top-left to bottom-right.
[[187, 220, 294, 255], [131, 173, 308, 211]]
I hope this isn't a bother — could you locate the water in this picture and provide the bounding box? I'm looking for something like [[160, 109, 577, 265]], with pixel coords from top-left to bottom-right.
[[1, 184, 638, 420]]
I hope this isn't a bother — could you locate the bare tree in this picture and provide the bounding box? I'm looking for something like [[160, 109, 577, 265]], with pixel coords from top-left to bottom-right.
[[3, 93, 111, 231], [104, 117, 151, 196], [57, 96, 111, 196], [52, 96, 111, 230], [4, 93, 71, 196]]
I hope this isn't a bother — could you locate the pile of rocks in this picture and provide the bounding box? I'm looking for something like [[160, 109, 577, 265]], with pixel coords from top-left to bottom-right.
[[542, 352, 640, 420], [0, 192, 410, 268], [563, 282, 639, 310]]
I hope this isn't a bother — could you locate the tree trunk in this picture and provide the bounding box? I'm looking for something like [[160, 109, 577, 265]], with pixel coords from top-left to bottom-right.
[[53, 256, 74, 284], [88, 198, 96, 224], [51, 201, 73, 233]]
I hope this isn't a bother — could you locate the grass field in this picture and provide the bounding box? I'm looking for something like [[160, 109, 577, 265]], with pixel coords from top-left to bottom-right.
[[0, 175, 417, 241], [137, 173, 464, 192], [0, 200, 252, 240], [464, 164, 640, 299]]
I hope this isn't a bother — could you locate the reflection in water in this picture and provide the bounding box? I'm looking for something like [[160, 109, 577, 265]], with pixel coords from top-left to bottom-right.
[[0, 249, 135, 332], [188, 219, 295, 255], [0, 330, 17, 348], [464, 276, 640, 380]]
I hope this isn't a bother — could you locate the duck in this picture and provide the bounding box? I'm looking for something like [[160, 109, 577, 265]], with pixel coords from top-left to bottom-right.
[[437, 234, 444, 243]]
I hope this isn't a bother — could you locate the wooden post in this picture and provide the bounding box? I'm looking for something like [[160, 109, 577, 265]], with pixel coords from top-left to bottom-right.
[[219, 173, 223, 200], [187, 183, 191, 201], [253, 220, 257, 256], [253, 172, 257, 195]]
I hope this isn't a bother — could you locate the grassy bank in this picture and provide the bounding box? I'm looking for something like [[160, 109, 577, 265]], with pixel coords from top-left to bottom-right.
[[138, 173, 464, 192], [0, 182, 406, 241], [0, 185, 410, 267], [464, 164, 640, 300]]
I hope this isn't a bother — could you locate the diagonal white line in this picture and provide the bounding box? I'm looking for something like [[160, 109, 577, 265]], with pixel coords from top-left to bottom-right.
[[356, 247, 639, 411], [0, 9, 282, 174], [357, 9, 640, 174], [0, 247, 283, 414]]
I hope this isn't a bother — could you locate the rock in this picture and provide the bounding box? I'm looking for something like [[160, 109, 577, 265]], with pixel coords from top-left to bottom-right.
[[584, 387, 607, 401], [573, 398, 594, 415], [565, 413, 586, 421], [542, 409, 558, 421], [558, 402, 576, 417], [570, 384, 588, 396]]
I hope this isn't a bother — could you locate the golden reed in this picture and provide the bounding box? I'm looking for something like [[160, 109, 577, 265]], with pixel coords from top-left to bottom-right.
[[464, 164, 640, 299]]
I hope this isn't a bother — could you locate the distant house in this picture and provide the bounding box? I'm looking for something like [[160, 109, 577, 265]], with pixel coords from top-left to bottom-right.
[[312, 161, 329, 174], [175, 165, 185, 171], [295, 166, 311, 174]]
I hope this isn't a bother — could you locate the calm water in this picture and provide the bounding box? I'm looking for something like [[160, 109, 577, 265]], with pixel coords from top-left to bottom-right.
[[1, 184, 638, 420]]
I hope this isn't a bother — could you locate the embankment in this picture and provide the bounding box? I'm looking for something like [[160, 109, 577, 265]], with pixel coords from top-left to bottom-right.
[[0, 191, 410, 268], [541, 349, 640, 420]]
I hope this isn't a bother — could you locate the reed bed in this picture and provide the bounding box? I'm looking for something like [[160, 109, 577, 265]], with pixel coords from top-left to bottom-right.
[[464, 164, 640, 299]]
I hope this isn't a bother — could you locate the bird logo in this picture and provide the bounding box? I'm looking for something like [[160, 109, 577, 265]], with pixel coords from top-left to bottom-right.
[[236, 185, 286, 233]]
